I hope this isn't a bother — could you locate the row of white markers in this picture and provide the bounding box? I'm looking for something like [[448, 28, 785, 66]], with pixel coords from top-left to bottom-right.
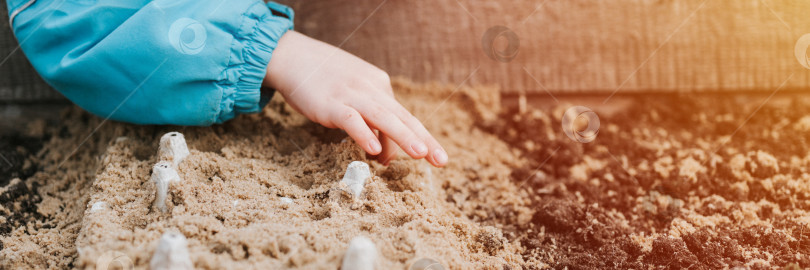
[[143, 132, 380, 270]]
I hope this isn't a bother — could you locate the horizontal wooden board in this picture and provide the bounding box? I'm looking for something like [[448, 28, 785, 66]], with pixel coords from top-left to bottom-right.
[[282, 0, 810, 94]]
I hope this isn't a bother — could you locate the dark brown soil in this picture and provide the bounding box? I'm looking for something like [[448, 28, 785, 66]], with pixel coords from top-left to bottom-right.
[[483, 94, 810, 269], [0, 133, 45, 186], [0, 133, 46, 237]]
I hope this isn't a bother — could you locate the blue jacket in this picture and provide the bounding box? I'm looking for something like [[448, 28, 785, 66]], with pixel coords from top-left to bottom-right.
[[7, 0, 293, 125]]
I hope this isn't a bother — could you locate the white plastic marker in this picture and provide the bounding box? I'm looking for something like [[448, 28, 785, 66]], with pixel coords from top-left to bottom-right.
[[341, 236, 378, 270], [152, 161, 181, 213], [341, 161, 371, 198], [408, 257, 445, 270], [89, 201, 107, 213], [159, 132, 190, 168], [150, 231, 194, 270]]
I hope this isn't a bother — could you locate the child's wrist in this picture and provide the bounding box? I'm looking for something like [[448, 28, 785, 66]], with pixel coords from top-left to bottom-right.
[[262, 30, 298, 92]]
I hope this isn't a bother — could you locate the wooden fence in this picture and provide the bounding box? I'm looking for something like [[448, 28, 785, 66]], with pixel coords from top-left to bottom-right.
[[283, 0, 810, 94]]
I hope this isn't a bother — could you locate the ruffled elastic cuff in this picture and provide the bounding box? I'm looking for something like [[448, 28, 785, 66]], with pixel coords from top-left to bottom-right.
[[216, 1, 293, 123]]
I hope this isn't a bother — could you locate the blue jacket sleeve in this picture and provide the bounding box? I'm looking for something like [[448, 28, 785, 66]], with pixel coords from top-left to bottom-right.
[[7, 0, 293, 125]]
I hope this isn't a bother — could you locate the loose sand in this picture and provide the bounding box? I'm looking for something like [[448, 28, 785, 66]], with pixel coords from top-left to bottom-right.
[[1, 79, 530, 269], [2, 80, 810, 269]]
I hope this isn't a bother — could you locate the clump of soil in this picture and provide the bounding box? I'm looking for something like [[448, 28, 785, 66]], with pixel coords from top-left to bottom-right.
[[482, 94, 810, 269]]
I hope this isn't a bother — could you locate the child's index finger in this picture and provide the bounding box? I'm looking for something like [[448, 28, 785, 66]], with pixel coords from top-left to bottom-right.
[[353, 102, 428, 159], [332, 106, 381, 155]]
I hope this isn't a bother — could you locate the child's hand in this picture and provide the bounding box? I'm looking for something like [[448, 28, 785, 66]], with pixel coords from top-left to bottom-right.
[[263, 31, 448, 167]]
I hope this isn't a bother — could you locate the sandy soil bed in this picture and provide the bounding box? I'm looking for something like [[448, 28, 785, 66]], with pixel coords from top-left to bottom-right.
[[0, 79, 529, 269], [1, 79, 809, 269]]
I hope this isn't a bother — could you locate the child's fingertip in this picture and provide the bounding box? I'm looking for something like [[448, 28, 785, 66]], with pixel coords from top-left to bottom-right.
[[368, 140, 382, 155], [409, 142, 429, 158], [433, 148, 448, 166]]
